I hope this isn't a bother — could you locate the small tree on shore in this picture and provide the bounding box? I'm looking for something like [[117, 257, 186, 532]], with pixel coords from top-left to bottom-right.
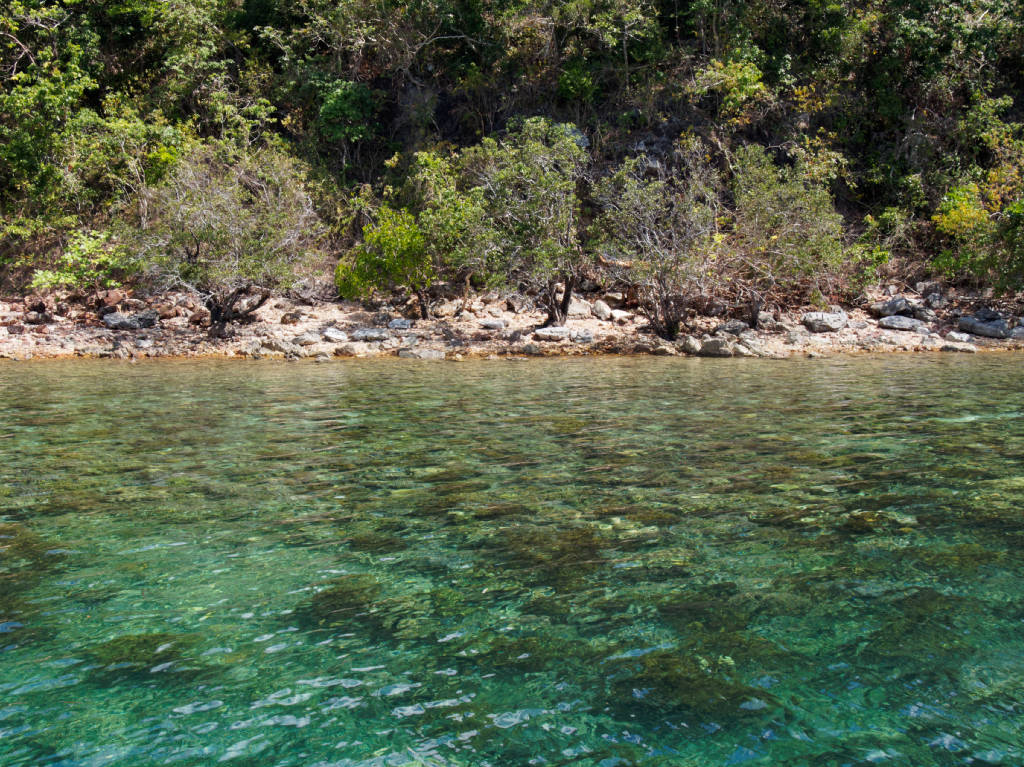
[[592, 139, 720, 339], [463, 117, 590, 325], [129, 144, 323, 336], [335, 205, 434, 317], [727, 145, 844, 320], [334, 152, 499, 316]]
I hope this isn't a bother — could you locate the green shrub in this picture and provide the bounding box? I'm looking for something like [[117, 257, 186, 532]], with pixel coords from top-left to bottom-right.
[[319, 81, 378, 143], [592, 138, 720, 339], [30, 230, 128, 291], [128, 143, 323, 335], [728, 145, 844, 312], [335, 206, 434, 315]]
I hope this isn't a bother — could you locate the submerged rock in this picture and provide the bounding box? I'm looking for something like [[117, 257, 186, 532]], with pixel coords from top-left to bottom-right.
[[87, 632, 193, 670], [606, 649, 774, 719], [309, 574, 382, 625]]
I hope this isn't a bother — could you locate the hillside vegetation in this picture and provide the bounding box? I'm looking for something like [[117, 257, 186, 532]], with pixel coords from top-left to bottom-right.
[[2, 0, 1023, 332]]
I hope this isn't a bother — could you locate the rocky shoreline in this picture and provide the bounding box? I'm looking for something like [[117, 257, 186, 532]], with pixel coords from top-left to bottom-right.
[[2, 286, 1023, 362]]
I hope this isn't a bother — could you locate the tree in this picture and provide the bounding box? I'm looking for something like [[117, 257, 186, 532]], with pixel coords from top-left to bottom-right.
[[593, 138, 720, 339], [727, 145, 844, 320], [463, 117, 590, 325], [333, 150, 500, 317], [128, 144, 323, 336], [335, 206, 433, 317]]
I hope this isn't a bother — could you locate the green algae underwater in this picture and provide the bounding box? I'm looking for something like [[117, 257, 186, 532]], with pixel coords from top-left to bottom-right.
[[1, 355, 1023, 766]]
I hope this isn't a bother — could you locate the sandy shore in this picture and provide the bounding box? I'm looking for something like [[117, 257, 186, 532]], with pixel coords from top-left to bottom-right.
[[1, 289, 1022, 361]]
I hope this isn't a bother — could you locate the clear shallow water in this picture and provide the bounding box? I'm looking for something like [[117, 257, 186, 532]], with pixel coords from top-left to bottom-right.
[[1, 355, 1023, 767]]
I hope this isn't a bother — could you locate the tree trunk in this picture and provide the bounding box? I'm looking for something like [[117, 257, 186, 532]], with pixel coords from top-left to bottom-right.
[[747, 295, 763, 329], [543, 275, 574, 327], [416, 288, 430, 320], [206, 286, 270, 337]]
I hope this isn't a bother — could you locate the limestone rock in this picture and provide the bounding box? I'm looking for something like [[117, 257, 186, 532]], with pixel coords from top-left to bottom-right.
[[715, 319, 750, 336], [958, 316, 1009, 339], [103, 310, 157, 331], [610, 309, 633, 324], [567, 298, 592, 317], [480, 318, 506, 330], [261, 338, 299, 355], [388, 318, 413, 330], [878, 314, 924, 331], [398, 347, 445, 359], [434, 300, 461, 318], [802, 311, 847, 333], [591, 299, 612, 321], [321, 327, 349, 343], [680, 335, 702, 355], [534, 326, 571, 341], [698, 337, 734, 357], [351, 328, 390, 342], [869, 297, 909, 317], [293, 332, 319, 346]]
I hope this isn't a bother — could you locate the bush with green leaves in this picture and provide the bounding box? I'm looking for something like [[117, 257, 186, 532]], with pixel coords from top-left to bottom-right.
[[128, 143, 323, 336], [30, 230, 128, 291], [592, 139, 720, 339], [933, 183, 1024, 292], [727, 145, 844, 317], [335, 206, 433, 316], [333, 150, 500, 317], [463, 117, 590, 325]]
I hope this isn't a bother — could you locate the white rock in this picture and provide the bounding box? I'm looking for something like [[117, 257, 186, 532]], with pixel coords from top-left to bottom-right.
[[534, 326, 571, 341], [567, 298, 592, 317], [610, 309, 633, 324], [591, 299, 612, 321], [321, 327, 349, 343]]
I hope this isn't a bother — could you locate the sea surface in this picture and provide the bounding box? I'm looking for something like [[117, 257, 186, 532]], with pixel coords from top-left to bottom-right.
[[1, 356, 1022, 766]]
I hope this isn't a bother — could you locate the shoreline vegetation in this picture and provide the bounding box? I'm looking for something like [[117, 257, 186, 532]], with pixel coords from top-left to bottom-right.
[[3, 2, 1023, 352], [2, 282, 1023, 361]]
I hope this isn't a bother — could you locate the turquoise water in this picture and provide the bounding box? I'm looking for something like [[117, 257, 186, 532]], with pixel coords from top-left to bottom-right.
[[1, 356, 1023, 766]]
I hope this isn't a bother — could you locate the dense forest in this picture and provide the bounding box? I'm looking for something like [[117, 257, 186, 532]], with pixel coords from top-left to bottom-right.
[[2, 0, 1023, 334]]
